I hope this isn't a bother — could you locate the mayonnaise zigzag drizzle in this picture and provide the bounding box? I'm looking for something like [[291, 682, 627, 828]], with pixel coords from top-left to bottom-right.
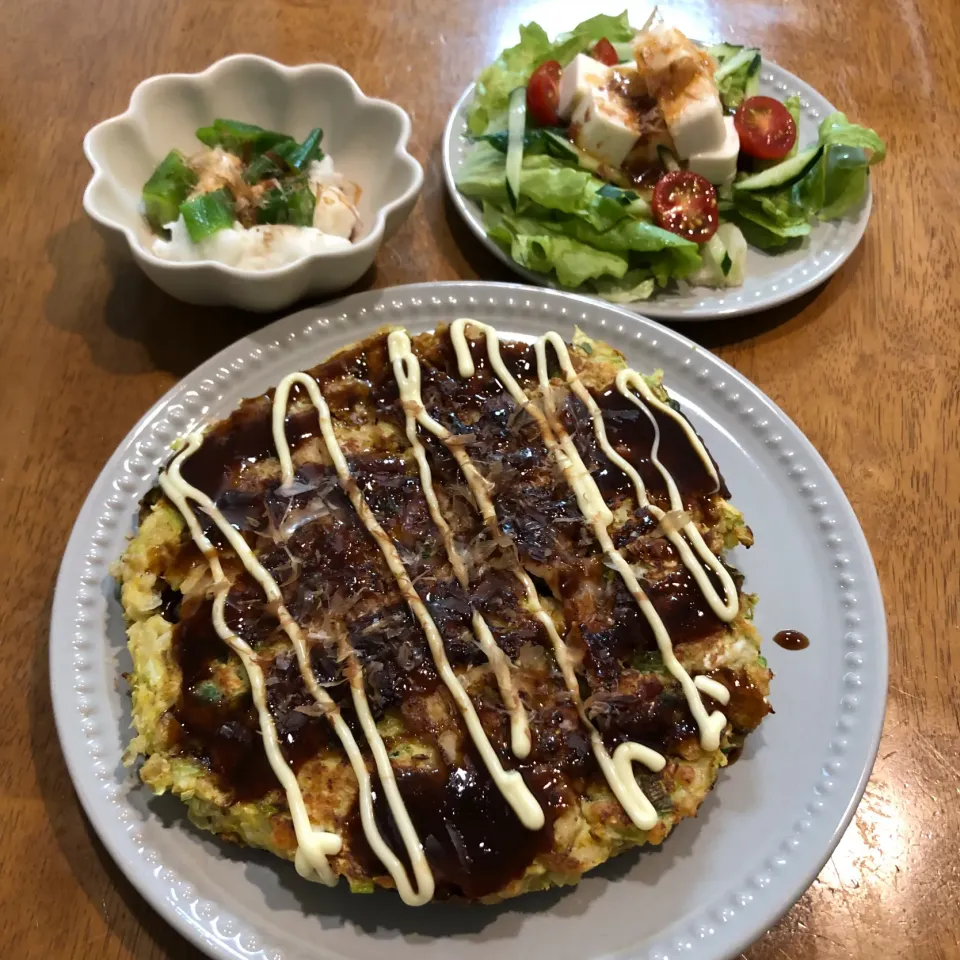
[[160, 437, 344, 888], [161, 434, 437, 903], [157, 320, 742, 901], [387, 333, 532, 760], [269, 371, 544, 832], [451, 319, 727, 753], [537, 332, 739, 623], [393, 327, 668, 831]]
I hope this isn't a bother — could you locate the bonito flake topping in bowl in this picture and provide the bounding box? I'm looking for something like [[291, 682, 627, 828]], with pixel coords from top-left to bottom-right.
[[143, 119, 362, 270], [115, 320, 772, 905]]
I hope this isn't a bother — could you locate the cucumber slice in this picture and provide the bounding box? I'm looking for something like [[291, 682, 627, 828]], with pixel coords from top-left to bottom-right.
[[734, 145, 822, 191], [542, 129, 581, 163], [691, 223, 747, 288], [706, 42, 743, 63], [612, 40, 634, 63], [657, 146, 681, 172], [505, 86, 526, 210], [744, 59, 761, 100], [716, 222, 747, 285], [542, 129, 632, 187], [701, 232, 728, 285], [714, 46, 760, 83]]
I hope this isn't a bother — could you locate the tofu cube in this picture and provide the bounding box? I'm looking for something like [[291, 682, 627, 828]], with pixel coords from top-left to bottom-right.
[[663, 87, 727, 160], [687, 116, 740, 184], [634, 24, 727, 160], [557, 53, 610, 121], [570, 86, 643, 169]]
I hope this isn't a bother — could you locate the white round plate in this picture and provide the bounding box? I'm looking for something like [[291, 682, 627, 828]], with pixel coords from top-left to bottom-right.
[[52, 281, 886, 960], [442, 62, 874, 320]]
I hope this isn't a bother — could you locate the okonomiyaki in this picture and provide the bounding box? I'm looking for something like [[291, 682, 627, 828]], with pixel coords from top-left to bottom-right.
[[114, 320, 771, 904]]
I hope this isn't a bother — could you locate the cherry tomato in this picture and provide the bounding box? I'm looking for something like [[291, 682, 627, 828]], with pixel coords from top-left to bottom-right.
[[734, 96, 797, 161], [652, 171, 719, 243], [526, 60, 562, 127], [591, 37, 619, 66]]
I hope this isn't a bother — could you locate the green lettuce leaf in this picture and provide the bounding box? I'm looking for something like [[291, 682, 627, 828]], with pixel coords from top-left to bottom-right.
[[591, 269, 657, 303], [709, 45, 761, 111], [481, 197, 700, 293], [818, 112, 887, 160], [484, 204, 629, 287], [466, 11, 633, 134], [456, 144, 626, 228], [783, 95, 801, 159], [793, 113, 886, 219], [550, 12, 635, 63], [458, 145, 659, 230], [729, 111, 886, 246], [732, 190, 811, 240], [458, 138, 701, 294]]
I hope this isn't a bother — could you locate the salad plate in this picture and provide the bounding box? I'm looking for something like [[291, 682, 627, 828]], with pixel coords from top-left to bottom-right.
[[51, 281, 886, 960], [442, 15, 883, 321]]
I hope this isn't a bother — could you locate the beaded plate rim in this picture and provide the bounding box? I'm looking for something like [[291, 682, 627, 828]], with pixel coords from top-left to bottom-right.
[[50, 281, 886, 960]]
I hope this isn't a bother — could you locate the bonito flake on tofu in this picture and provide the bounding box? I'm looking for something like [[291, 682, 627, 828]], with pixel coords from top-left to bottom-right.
[[115, 321, 771, 905]]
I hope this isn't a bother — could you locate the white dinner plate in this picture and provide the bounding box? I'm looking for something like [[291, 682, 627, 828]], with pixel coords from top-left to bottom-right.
[[442, 62, 874, 321], [51, 281, 886, 960]]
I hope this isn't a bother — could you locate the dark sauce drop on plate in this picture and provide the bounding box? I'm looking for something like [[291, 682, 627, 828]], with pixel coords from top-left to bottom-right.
[[773, 630, 810, 651]]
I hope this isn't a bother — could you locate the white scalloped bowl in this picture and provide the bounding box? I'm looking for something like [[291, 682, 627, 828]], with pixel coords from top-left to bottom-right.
[[83, 56, 423, 311]]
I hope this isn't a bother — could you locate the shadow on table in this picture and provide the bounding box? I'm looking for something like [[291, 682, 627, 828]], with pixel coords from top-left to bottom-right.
[[43, 219, 378, 379], [28, 580, 208, 959], [679, 238, 866, 350]]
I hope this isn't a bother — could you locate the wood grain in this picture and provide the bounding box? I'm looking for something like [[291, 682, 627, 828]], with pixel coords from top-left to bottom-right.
[[1, 0, 957, 957]]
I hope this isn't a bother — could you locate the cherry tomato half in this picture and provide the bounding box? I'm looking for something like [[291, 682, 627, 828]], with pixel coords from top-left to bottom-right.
[[734, 96, 797, 161], [652, 171, 719, 243], [591, 37, 619, 66], [527, 60, 562, 127]]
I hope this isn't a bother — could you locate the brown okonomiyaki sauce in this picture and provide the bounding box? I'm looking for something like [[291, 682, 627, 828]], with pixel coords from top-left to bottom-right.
[[160, 324, 749, 894], [171, 597, 283, 802], [576, 387, 728, 504], [773, 630, 810, 651], [347, 760, 569, 900]]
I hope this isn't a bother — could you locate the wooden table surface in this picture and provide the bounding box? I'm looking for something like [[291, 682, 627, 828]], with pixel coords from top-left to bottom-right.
[[2, 0, 957, 957]]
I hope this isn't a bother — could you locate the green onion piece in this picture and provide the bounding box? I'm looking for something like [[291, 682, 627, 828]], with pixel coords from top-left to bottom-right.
[[142, 150, 197, 234], [243, 151, 284, 184], [632, 650, 666, 672], [272, 127, 324, 172], [192, 680, 223, 703], [179, 188, 235, 242], [257, 180, 316, 227], [287, 185, 316, 226], [195, 119, 290, 157]]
